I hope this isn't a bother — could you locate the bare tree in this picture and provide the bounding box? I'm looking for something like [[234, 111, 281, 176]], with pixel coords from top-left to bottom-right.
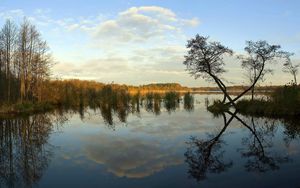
[[17, 19, 52, 102], [283, 60, 299, 85], [0, 19, 18, 103], [239, 55, 272, 101], [18, 19, 30, 102], [0, 18, 52, 104], [183, 35, 235, 105], [184, 37, 291, 107], [231, 41, 291, 104]]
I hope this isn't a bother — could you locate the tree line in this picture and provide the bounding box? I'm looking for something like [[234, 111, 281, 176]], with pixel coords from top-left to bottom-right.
[[0, 19, 51, 105]]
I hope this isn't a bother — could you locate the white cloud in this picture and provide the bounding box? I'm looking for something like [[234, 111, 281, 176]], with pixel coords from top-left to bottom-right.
[[0, 7, 205, 86], [45, 6, 201, 85], [181, 17, 200, 27], [52, 57, 131, 79], [119, 6, 177, 23], [51, 43, 190, 84], [0, 9, 24, 20], [88, 6, 199, 45]]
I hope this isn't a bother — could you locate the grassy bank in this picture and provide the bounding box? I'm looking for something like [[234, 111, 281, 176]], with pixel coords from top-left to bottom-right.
[[236, 85, 300, 117], [207, 100, 230, 115]]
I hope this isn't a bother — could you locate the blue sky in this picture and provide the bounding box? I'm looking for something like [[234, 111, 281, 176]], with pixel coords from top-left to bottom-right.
[[0, 0, 299, 86]]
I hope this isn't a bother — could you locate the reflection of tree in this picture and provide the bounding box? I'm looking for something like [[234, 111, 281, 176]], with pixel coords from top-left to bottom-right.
[[184, 112, 236, 181], [79, 105, 85, 120], [153, 100, 161, 115], [228, 113, 289, 173], [144, 95, 161, 115], [0, 114, 60, 187], [98, 91, 130, 129], [184, 93, 194, 112], [184, 101, 194, 112], [282, 118, 300, 145], [164, 97, 179, 113], [185, 111, 290, 181], [99, 102, 114, 127], [98, 93, 194, 127], [116, 103, 128, 124], [144, 96, 153, 113]]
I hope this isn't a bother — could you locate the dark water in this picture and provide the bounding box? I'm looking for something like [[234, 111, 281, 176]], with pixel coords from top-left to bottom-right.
[[0, 94, 299, 188]]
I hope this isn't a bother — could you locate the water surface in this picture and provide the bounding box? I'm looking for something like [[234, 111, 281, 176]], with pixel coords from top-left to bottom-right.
[[0, 94, 299, 188]]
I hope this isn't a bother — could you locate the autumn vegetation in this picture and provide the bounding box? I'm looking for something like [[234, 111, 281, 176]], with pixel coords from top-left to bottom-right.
[[1, 19, 299, 118], [0, 19, 51, 105], [0, 19, 192, 115]]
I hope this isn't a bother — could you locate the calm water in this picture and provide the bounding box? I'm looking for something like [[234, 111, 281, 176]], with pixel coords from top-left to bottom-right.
[[0, 94, 299, 188]]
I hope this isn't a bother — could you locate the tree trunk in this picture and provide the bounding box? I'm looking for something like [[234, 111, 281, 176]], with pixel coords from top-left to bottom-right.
[[7, 73, 10, 103], [222, 93, 226, 103], [228, 61, 266, 104], [226, 111, 265, 154], [211, 75, 236, 107], [251, 87, 254, 101]]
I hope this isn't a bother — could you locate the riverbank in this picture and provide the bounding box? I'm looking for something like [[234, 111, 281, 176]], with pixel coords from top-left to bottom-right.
[[236, 85, 300, 117]]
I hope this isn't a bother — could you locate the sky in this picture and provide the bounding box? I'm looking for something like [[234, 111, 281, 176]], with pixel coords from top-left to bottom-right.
[[0, 0, 299, 87]]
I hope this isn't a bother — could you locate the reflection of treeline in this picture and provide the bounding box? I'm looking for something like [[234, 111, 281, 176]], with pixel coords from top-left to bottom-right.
[[44, 82, 194, 127], [78, 86, 195, 126], [142, 91, 188, 114], [42, 80, 190, 107], [0, 114, 60, 187]]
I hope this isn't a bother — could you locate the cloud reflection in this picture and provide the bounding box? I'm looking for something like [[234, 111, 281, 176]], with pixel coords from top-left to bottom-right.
[[81, 133, 182, 178]]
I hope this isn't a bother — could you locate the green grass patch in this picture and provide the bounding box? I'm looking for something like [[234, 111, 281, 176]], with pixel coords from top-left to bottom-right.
[[207, 100, 230, 116], [236, 85, 300, 117]]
